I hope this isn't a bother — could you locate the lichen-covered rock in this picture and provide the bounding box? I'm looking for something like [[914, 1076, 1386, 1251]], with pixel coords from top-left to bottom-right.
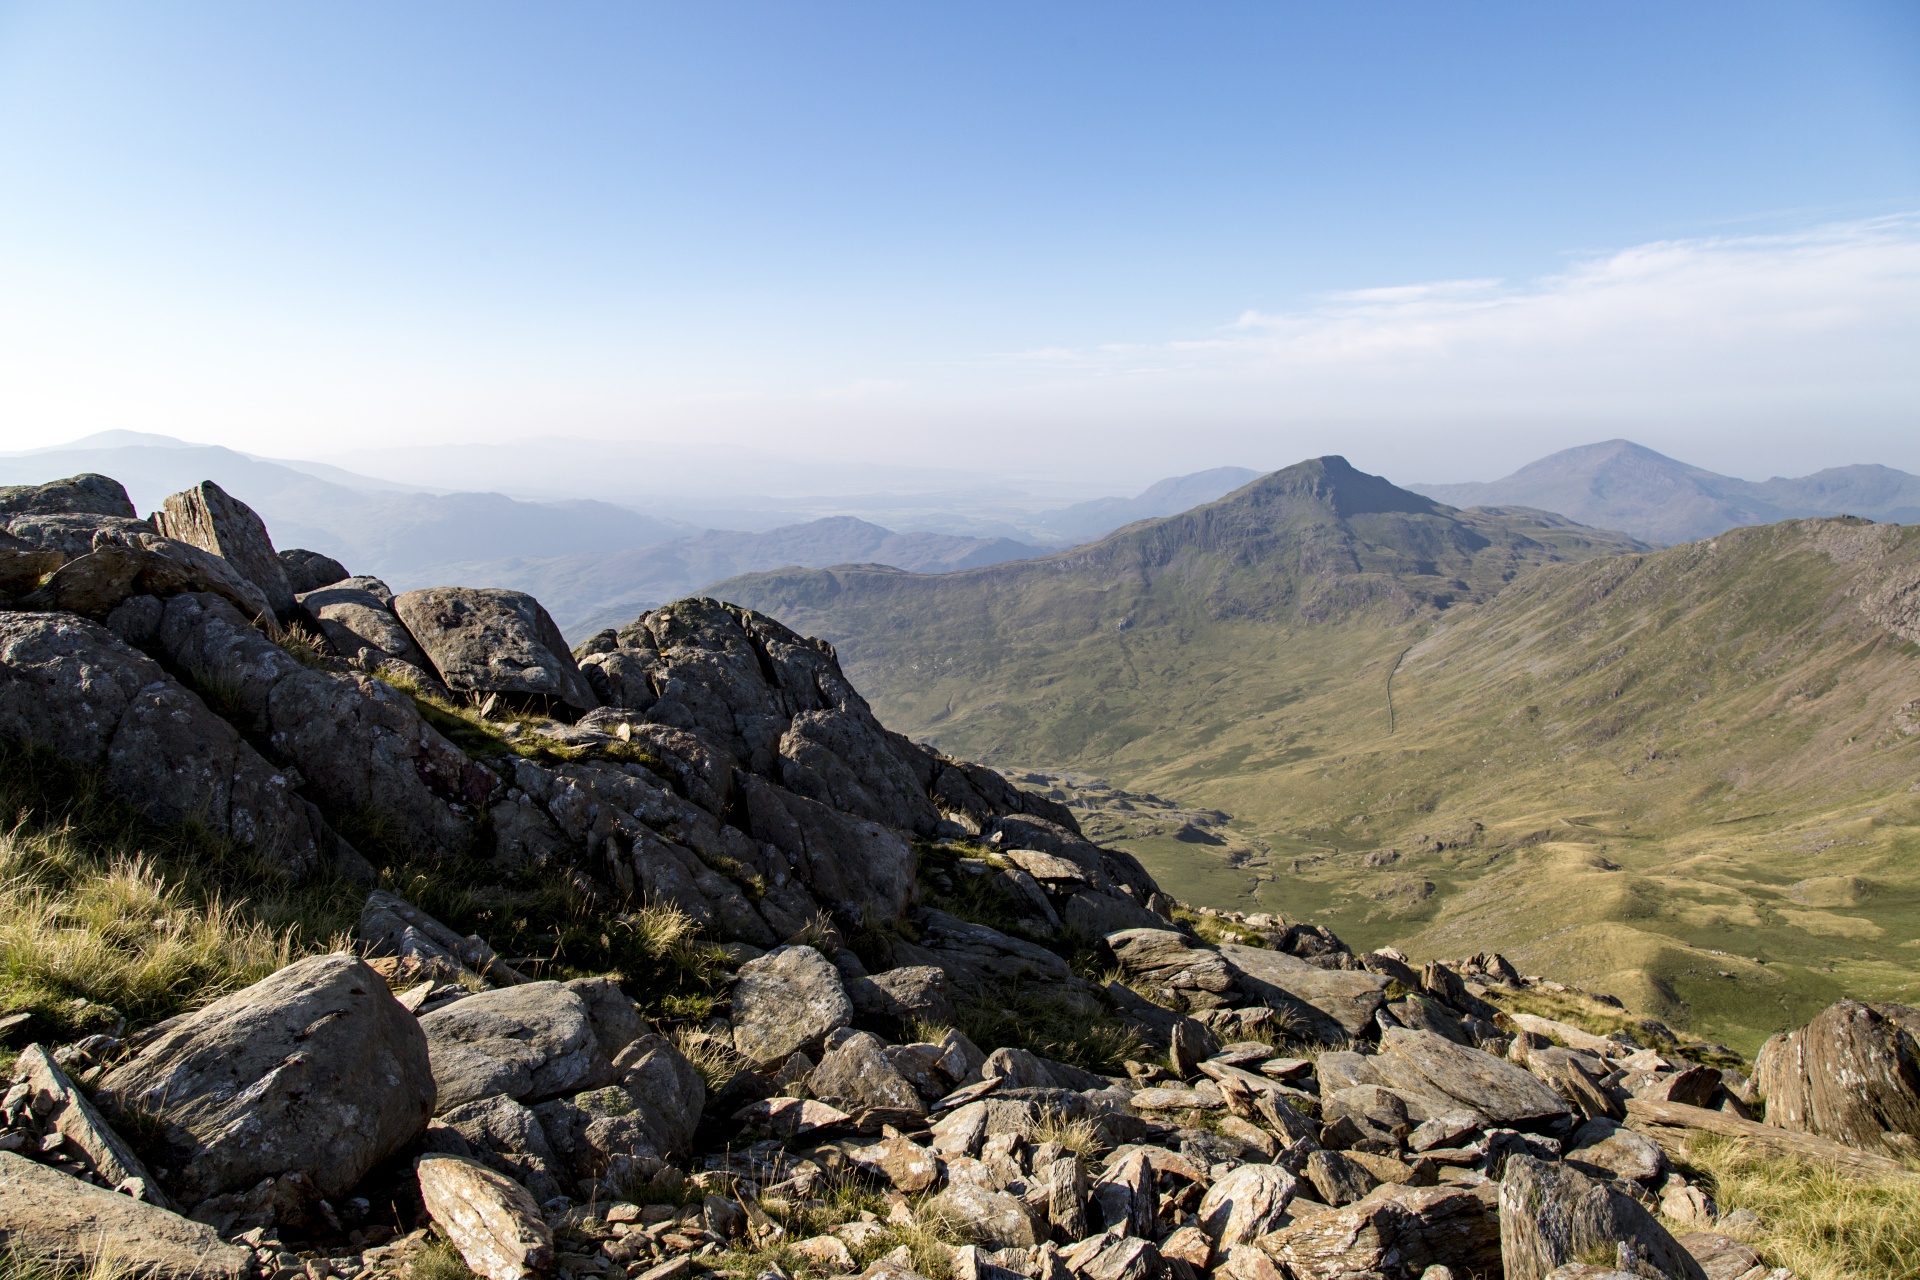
[[0, 473, 137, 518], [534, 1033, 706, 1184], [1370, 1027, 1571, 1128], [1753, 998, 1920, 1159], [0, 1152, 249, 1279], [152, 480, 296, 617], [433, 1094, 567, 1204], [1216, 943, 1389, 1041], [810, 1031, 928, 1116], [1261, 1184, 1502, 1280], [393, 586, 599, 714], [417, 1153, 554, 1280], [94, 953, 435, 1204], [730, 945, 855, 1066], [1197, 1165, 1298, 1248], [0, 610, 328, 877]]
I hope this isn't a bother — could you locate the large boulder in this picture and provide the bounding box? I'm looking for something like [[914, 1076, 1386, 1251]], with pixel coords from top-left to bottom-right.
[[1105, 929, 1237, 1010], [152, 480, 296, 617], [1369, 1027, 1571, 1128], [1197, 1165, 1298, 1248], [95, 954, 435, 1205], [1216, 943, 1390, 1041], [730, 945, 855, 1066], [392, 586, 599, 715], [0, 473, 137, 518], [1753, 998, 1920, 1159], [0, 611, 330, 878], [0, 1152, 250, 1279], [534, 1033, 706, 1181], [21, 533, 274, 627], [432, 1095, 567, 1204], [297, 576, 435, 671], [1498, 1155, 1706, 1280], [809, 1031, 930, 1116], [419, 981, 620, 1113]]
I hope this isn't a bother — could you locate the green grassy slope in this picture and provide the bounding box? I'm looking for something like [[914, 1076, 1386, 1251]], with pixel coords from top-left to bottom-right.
[[717, 463, 1920, 1053]]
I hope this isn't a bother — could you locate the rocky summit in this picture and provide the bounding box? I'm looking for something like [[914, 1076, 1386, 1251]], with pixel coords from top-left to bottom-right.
[[0, 469, 1899, 1280]]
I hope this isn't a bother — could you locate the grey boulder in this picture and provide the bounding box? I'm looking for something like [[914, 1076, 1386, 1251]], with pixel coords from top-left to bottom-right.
[[1498, 1155, 1706, 1280], [419, 981, 617, 1112], [1371, 1027, 1571, 1128], [730, 945, 854, 1066], [0, 473, 137, 518], [393, 586, 599, 714], [298, 576, 434, 671], [95, 953, 435, 1205], [1217, 943, 1389, 1041], [809, 1031, 928, 1116], [279, 547, 349, 594]]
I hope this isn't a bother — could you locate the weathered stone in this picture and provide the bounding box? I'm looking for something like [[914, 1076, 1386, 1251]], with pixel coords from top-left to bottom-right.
[[852, 1132, 942, 1192], [1197, 1165, 1297, 1248], [1302, 1149, 1380, 1206], [279, 548, 349, 594], [734, 1095, 853, 1138], [13, 1043, 167, 1205], [435, 1094, 568, 1204], [1634, 1065, 1722, 1110], [1565, 1118, 1665, 1184], [0, 1151, 249, 1279], [417, 1153, 554, 1280], [1035, 1151, 1089, 1241], [1623, 1096, 1920, 1182], [394, 586, 599, 714], [1673, 1232, 1767, 1280], [1092, 1148, 1157, 1239], [1060, 1229, 1163, 1280], [812, 1031, 929, 1116], [1371, 1028, 1570, 1128], [1169, 1020, 1218, 1081], [532, 1033, 704, 1186], [1216, 944, 1389, 1041], [850, 965, 957, 1035], [1104, 929, 1236, 1009], [982, 1047, 1110, 1092], [1753, 998, 1920, 1159], [1259, 1184, 1502, 1280], [153, 480, 296, 616], [731, 945, 855, 1065], [0, 473, 136, 518], [930, 1183, 1044, 1248], [795, 1235, 860, 1273], [420, 981, 613, 1112], [360, 890, 530, 988], [95, 953, 434, 1204], [931, 1100, 991, 1157], [1498, 1155, 1706, 1280], [0, 610, 330, 878], [1527, 1046, 1623, 1122], [298, 577, 433, 670]]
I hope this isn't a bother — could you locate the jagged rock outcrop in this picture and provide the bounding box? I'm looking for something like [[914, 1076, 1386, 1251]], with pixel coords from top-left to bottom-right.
[[279, 547, 349, 594], [0, 611, 331, 877], [394, 586, 599, 715], [298, 576, 436, 672], [0, 472, 138, 518], [153, 480, 298, 617]]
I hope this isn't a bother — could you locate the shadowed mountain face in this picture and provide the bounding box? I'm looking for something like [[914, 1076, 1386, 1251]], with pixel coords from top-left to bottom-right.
[[1411, 439, 1920, 545]]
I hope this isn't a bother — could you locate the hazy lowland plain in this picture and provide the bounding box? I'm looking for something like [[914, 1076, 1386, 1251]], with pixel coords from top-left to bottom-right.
[[719, 458, 1920, 1054]]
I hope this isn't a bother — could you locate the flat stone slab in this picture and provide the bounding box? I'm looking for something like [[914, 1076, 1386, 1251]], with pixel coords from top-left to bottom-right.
[[0, 1151, 249, 1278]]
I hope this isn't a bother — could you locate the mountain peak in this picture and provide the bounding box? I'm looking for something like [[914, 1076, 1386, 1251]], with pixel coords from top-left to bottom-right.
[[1246, 455, 1444, 519]]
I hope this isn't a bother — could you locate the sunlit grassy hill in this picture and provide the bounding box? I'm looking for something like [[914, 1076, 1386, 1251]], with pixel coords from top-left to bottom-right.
[[719, 460, 1920, 1053]]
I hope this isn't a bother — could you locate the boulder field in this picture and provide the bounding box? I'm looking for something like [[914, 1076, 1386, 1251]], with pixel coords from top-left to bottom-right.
[[0, 471, 1895, 1280]]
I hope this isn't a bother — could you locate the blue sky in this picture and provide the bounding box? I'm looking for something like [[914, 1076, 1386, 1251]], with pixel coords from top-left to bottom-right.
[[1, 2, 1916, 486]]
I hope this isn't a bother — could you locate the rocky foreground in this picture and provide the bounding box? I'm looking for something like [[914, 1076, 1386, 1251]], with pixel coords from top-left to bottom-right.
[[0, 473, 1914, 1280]]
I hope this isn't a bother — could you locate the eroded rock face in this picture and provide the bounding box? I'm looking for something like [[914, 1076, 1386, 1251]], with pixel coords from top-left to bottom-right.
[[0, 611, 328, 878], [0, 1152, 250, 1280], [1754, 998, 1920, 1159], [95, 953, 435, 1205], [393, 586, 599, 715], [153, 480, 297, 617], [732, 945, 855, 1066], [298, 577, 434, 671], [279, 548, 349, 594], [1498, 1156, 1706, 1280], [1370, 1027, 1570, 1128], [0, 473, 137, 518]]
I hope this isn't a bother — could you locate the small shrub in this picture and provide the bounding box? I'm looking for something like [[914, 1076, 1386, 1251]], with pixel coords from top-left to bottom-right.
[[1027, 1105, 1106, 1158], [670, 1025, 746, 1094], [403, 1240, 477, 1280], [274, 622, 332, 670]]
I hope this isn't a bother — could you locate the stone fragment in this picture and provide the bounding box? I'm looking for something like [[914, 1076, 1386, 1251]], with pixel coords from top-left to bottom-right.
[[794, 1235, 860, 1273], [153, 480, 296, 616], [0, 1151, 249, 1279], [930, 1183, 1043, 1249], [1034, 1151, 1089, 1241], [434, 1094, 567, 1203], [1753, 998, 1920, 1159], [416, 1153, 554, 1280], [95, 953, 434, 1204], [279, 548, 350, 594], [1371, 1028, 1571, 1128], [1302, 1149, 1379, 1206], [1092, 1148, 1157, 1239], [852, 1132, 942, 1192], [1196, 1165, 1297, 1248], [812, 1031, 929, 1117], [298, 577, 434, 670], [731, 945, 855, 1066], [1216, 944, 1389, 1041], [733, 1096, 852, 1138], [1260, 1184, 1502, 1280], [849, 965, 957, 1034], [1497, 1155, 1706, 1280], [13, 1042, 167, 1205], [1059, 1230, 1162, 1280], [1565, 1118, 1665, 1184]]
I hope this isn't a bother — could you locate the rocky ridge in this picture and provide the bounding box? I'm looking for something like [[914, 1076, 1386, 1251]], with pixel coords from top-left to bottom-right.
[[0, 470, 1903, 1280]]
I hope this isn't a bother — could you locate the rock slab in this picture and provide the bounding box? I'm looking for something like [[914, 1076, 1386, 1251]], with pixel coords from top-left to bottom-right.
[[418, 1153, 555, 1280], [0, 1150, 250, 1279]]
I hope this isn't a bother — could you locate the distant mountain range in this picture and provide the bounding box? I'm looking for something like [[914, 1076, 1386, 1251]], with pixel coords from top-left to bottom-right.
[[1411, 439, 1920, 545], [712, 456, 1920, 1051], [1028, 466, 1263, 542]]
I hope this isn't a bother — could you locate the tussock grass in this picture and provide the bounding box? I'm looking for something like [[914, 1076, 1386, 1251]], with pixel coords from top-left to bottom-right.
[[403, 1240, 478, 1280], [1174, 907, 1268, 948], [955, 982, 1141, 1074], [273, 621, 333, 670], [670, 1025, 746, 1094], [0, 739, 359, 1041], [1027, 1105, 1106, 1158], [1684, 1135, 1920, 1280], [379, 667, 668, 771], [0, 1252, 136, 1280]]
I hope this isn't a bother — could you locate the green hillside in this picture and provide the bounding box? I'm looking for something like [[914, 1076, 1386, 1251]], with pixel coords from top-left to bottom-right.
[[716, 460, 1920, 1053]]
